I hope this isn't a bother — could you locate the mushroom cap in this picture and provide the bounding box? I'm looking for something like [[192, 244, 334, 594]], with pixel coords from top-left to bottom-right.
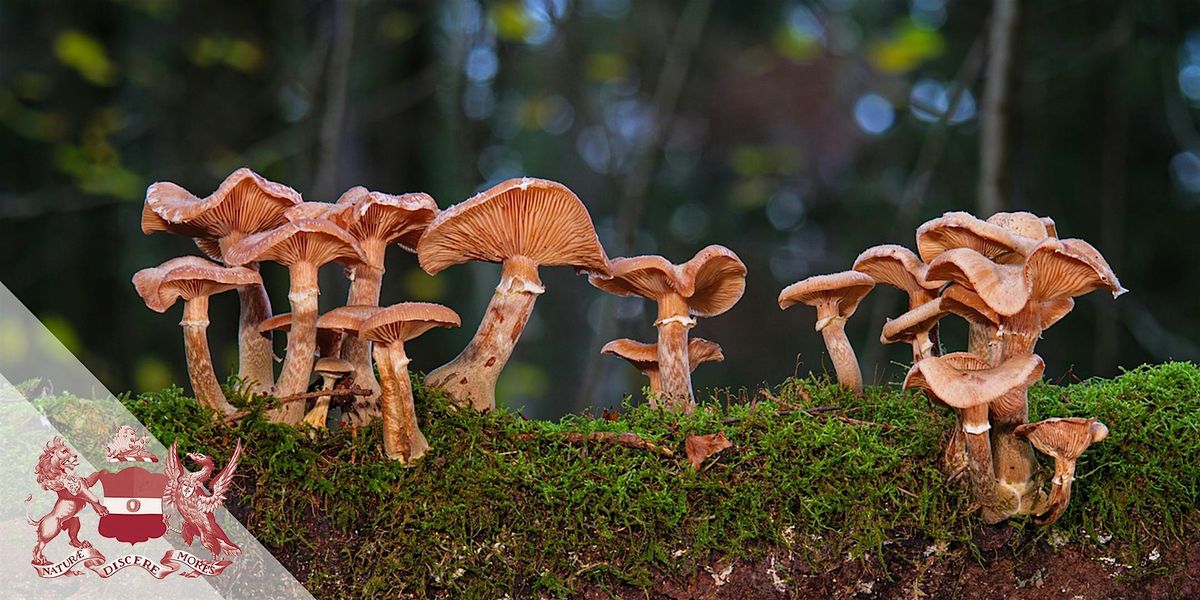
[[133, 256, 262, 313], [600, 337, 725, 372], [223, 218, 366, 268], [903, 352, 1044, 410], [590, 245, 747, 317], [939, 284, 1001, 325], [985, 212, 1054, 241], [916, 212, 1036, 265], [259, 312, 343, 354], [284, 202, 337, 221], [314, 357, 354, 376], [1038, 297, 1075, 332], [852, 244, 937, 295], [924, 248, 1030, 316], [316, 305, 381, 334], [1026, 238, 1126, 302], [327, 187, 439, 253], [257, 312, 294, 333], [881, 297, 946, 345], [1015, 417, 1108, 461], [778, 271, 875, 329], [416, 177, 610, 277], [141, 168, 304, 262], [361, 302, 461, 344]]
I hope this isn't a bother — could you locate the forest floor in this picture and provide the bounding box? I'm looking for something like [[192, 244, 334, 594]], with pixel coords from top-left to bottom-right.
[[121, 362, 1200, 598]]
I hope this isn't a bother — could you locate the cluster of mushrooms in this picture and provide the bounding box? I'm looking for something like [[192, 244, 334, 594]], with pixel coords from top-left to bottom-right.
[[134, 169, 745, 463], [779, 212, 1123, 524]]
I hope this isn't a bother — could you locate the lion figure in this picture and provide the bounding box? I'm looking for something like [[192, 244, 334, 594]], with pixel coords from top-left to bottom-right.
[[27, 437, 108, 565]]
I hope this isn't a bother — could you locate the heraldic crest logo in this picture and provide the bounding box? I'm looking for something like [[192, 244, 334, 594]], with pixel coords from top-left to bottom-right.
[[26, 426, 244, 579]]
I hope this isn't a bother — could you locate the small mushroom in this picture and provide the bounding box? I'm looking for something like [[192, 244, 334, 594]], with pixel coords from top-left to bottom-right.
[[315, 305, 386, 425], [590, 246, 746, 411], [778, 271, 875, 395], [141, 168, 304, 393], [880, 296, 946, 361], [326, 188, 439, 420], [361, 303, 461, 463], [258, 313, 345, 359], [853, 244, 941, 361], [601, 337, 725, 405], [133, 256, 261, 415], [303, 357, 353, 429], [1015, 417, 1109, 525], [417, 178, 610, 412], [225, 215, 366, 423]]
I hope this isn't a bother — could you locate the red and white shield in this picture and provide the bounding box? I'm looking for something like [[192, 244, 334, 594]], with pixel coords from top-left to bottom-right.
[[98, 465, 168, 544]]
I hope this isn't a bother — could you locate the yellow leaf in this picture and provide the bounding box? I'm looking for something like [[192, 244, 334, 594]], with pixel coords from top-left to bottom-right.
[[53, 30, 116, 86]]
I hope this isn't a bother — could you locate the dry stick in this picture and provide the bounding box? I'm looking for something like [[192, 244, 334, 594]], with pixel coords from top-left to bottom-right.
[[577, 0, 716, 411], [516, 431, 674, 457], [222, 386, 374, 423]]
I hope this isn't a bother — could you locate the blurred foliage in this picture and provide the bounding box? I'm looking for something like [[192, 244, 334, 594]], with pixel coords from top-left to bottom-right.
[[118, 363, 1200, 596], [1, 0, 1199, 417]]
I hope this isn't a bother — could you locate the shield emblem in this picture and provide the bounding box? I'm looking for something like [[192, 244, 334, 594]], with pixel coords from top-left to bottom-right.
[[98, 465, 168, 544]]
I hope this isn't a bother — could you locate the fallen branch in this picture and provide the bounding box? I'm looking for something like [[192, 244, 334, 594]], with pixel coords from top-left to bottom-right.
[[222, 386, 374, 423], [517, 431, 674, 457]]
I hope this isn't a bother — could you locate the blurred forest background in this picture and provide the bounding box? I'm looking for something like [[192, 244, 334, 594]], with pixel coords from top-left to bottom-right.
[[1, 0, 1199, 419]]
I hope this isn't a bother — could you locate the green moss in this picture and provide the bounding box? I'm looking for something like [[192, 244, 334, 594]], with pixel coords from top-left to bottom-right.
[[118, 363, 1200, 597]]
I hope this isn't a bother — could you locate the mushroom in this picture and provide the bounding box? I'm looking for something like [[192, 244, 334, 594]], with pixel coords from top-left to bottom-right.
[[778, 271, 875, 395], [904, 351, 1045, 523], [880, 295, 946, 361], [360, 303, 461, 463], [132, 256, 261, 415], [141, 168, 304, 393], [601, 337, 725, 405], [590, 246, 746, 411], [313, 305, 386, 425], [416, 178, 610, 412], [326, 188, 439, 420], [853, 244, 941, 361], [258, 313, 345, 359], [224, 215, 366, 423], [1015, 417, 1109, 525], [985, 211, 1055, 241], [303, 357, 353, 429], [915, 211, 1038, 266]]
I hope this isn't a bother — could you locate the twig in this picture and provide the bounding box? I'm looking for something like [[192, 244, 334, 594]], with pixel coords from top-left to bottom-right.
[[516, 431, 674, 457], [222, 386, 373, 423]]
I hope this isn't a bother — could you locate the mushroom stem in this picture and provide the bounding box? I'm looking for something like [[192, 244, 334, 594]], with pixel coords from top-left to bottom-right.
[[1036, 458, 1077, 526], [818, 318, 863, 395], [967, 322, 1003, 365], [426, 257, 543, 412], [303, 374, 337, 429], [943, 417, 968, 475], [645, 370, 663, 398], [180, 296, 235, 415], [960, 406, 1001, 522], [340, 264, 384, 424], [989, 390, 1041, 519], [236, 269, 276, 394], [272, 262, 320, 423], [655, 293, 695, 412], [374, 343, 430, 463]]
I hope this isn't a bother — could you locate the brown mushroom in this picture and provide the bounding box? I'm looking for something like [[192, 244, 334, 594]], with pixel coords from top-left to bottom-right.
[[141, 168, 303, 393], [1015, 417, 1109, 525], [314, 305, 386, 424], [590, 246, 746, 411], [904, 351, 1045, 523], [361, 303, 461, 463], [225, 217, 366, 423], [303, 357, 353, 429], [778, 271, 875, 395], [259, 312, 345, 359], [916, 211, 1038, 266], [417, 178, 610, 412], [601, 337, 725, 405], [985, 211, 1055, 241], [326, 188, 439, 419], [853, 244, 941, 361], [132, 256, 261, 415]]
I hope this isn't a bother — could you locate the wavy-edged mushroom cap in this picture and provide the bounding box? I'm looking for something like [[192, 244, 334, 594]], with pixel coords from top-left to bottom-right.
[[903, 352, 1045, 411], [986, 212, 1054, 241], [916, 211, 1036, 265], [778, 271, 875, 331], [416, 177, 610, 277], [361, 302, 461, 345], [1015, 417, 1109, 462], [223, 218, 366, 268], [601, 337, 725, 371], [142, 167, 304, 262], [133, 256, 262, 313], [284, 202, 336, 221], [591, 245, 747, 317], [924, 248, 1030, 316], [852, 245, 937, 295], [328, 187, 439, 254], [1026, 238, 1126, 302], [316, 305, 381, 334], [1038, 297, 1075, 332], [939, 284, 1001, 325], [881, 297, 946, 345], [314, 357, 354, 377]]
